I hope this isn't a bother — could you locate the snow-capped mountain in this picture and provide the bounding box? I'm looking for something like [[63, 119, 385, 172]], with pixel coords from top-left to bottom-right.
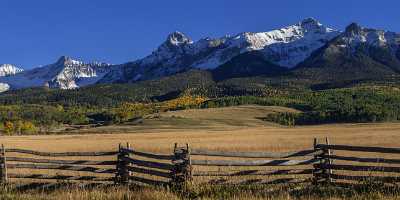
[[99, 18, 340, 83], [340, 23, 400, 49], [295, 23, 400, 81], [0, 64, 24, 77], [1, 18, 399, 92], [0, 64, 24, 92], [0, 56, 113, 90], [193, 18, 340, 69]]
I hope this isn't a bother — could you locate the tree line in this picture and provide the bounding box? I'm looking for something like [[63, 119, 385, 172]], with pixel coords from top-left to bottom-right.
[[1, 83, 400, 134]]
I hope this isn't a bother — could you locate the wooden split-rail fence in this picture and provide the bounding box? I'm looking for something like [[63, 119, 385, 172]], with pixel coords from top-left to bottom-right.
[[1, 138, 400, 186]]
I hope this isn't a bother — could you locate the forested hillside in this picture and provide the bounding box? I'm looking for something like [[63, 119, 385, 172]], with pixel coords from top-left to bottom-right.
[[1, 66, 400, 135]]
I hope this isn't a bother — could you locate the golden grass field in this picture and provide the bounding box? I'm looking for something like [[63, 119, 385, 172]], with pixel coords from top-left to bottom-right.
[[2, 105, 400, 153], [2, 105, 400, 199]]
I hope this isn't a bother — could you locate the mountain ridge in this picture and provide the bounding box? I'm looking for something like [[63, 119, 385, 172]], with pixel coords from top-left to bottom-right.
[[1, 18, 399, 92], [97, 18, 340, 84], [0, 56, 113, 90], [294, 22, 400, 82]]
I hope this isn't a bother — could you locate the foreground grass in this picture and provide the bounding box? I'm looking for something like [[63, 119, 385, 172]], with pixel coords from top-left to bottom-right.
[[2, 183, 400, 200], [0, 184, 178, 200]]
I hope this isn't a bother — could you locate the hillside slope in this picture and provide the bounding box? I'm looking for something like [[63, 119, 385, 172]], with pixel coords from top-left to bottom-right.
[[294, 23, 400, 82]]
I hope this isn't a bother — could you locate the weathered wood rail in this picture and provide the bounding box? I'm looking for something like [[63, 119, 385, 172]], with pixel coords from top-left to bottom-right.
[[5, 149, 118, 157], [191, 149, 322, 158], [314, 142, 400, 184], [1, 138, 400, 186], [191, 158, 319, 166], [0, 146, 118, 184], [193, 169, 314, 177], [190, 143, 321, 185]]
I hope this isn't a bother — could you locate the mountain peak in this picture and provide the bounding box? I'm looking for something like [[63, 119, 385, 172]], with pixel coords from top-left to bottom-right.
[[166, 31, 193, 46], [301, 17, 320, 25], [57, 55, 72, 63], [345, 23, 363, 35], [300, 17, 322, 29], [56, 56, 83, 66], [340, 23, 400, 48]]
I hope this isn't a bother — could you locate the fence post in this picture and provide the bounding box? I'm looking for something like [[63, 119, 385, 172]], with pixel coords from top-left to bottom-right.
[[312, 138, 319, 185], [0, 144, 7, 183], [313, 138, 325, 185], [126, 143, 132, 180], [313, 137, 332, 185], [186, 143, 192, 181], [325, 137, 333, 184], [172, 143, 192, 187], [116, 143, 130, 185], [172, 143, 179, 186]]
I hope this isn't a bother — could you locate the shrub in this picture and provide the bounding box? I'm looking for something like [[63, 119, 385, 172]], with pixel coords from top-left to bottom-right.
[[161, 95, 208, 111], [3, 121, 14, 135], [264, 112, 298, 126], [21, 121, 38, 135]]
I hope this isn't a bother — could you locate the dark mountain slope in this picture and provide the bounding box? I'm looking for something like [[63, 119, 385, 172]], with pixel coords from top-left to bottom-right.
[[211, 52, 288, 81], [293, 23, 400, 82]]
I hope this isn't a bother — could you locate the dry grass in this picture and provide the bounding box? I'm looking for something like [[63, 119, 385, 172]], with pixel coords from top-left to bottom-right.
[[2, 121, 400, 154], [4, 105, 394, 154], [2, 105, 400, 199], [66, 105, 298, 134], [0, 185, 180, 200], [2, 183, 400, 200]]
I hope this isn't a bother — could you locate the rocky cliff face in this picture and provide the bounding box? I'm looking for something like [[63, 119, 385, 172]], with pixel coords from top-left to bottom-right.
[[294, 23, 400, 81], [0, 56, 113, 90]]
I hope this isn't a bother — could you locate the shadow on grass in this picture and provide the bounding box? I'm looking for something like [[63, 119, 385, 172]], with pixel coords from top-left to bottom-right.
[[181, 182, 400, 200], [6, 182, 111, 193], [2, 181, 400, 199]]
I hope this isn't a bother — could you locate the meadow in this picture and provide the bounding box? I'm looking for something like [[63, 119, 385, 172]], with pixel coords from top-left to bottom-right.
[[2, 105, 400, 153], [1, 106, 400, 199]]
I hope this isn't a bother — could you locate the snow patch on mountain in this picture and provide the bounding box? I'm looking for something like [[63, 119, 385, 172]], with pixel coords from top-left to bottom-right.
[[2, 18, 373, 90], [0, 64, 24, 77], [0, 56, 113, 90], [0, 83, 10, 93], [0, 64, 24, 92], [139, 31, 194, 67], [191, 18, 340, 69], [102, 18, 340, 83], [340, 23, 400, 50]]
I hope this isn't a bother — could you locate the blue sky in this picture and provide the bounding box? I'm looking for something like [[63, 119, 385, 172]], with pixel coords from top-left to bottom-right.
[[1, 0, 399, 69]]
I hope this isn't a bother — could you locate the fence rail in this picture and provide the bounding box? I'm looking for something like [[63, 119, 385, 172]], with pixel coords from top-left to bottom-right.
[[316, 144, 400, 154], [7, 163, 117, 174], [191, 149, 321, 158], [6, 157, 117, 166], [121, 157, 174, 171], [126, 166, 172, 179], [191, 158, 318, 166], [129, 176, 169, 186], [209, 177, 309, 185], [1, 138, 400, 187], [5, 149, 118, 157], [322, 155, 400, 164], [120, 148, 174, 160], [193, 169, 314, 177], [7, 173, 115, 182], [316, 163, 400, 173]]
